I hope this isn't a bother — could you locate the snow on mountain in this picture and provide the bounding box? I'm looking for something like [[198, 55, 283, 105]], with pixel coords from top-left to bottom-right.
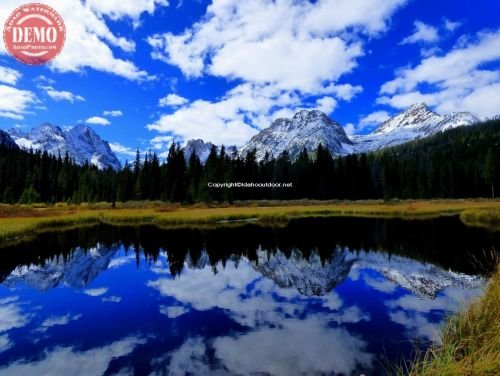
[[354, 251, 483, 299], [240, 109, 353, 160], [254, 248, 355, 296], [2, 242, 483, 299], [183, 139, 214, 163], [0, 130, 18, 149], [183, 139, 238, 163], [352, 103, 480, 153], [66, 124, 121, 170], [236, 104, 479, 159], [4, 246, 119, 290], [7, 123, 121, 170], [252, 247, 483, 298]]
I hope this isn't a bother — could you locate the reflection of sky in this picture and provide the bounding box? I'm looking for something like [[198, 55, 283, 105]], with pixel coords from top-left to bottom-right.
[[0, 246, 485, 376]]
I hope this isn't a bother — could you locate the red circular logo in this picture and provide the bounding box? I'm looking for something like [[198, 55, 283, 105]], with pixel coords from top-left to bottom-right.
[[3, 3, 65, 65]]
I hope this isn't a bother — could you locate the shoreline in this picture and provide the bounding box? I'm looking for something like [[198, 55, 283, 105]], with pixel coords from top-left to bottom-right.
[[1, 199, 499, 243], [399, 264, 500, 375]]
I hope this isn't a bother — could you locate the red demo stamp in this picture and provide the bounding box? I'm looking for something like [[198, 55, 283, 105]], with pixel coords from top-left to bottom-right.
[[3, 3, 65, 65]]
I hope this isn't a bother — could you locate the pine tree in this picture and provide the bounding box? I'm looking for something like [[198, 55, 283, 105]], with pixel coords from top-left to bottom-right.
[[484, 148, 497, 198]]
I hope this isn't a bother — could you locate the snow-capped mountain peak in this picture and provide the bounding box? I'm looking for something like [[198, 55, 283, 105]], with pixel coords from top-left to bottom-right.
[[240, 109, 353, 160], [353, 103, 479, 153], [8, 123, 121, 170], [183, 139, 215, 163], [373, 103, 441, 135], [183, 139, 238, 163]]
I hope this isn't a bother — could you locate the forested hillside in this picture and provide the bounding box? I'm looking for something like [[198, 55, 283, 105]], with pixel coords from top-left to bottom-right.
[[0, 119, 498, 203]]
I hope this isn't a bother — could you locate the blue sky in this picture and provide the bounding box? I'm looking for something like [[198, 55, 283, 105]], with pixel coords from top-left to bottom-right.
[[0, 0, 499, 161]]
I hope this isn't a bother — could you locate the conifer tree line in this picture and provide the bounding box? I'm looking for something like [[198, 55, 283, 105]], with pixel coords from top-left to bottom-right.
[[0, 119, 498, 204]]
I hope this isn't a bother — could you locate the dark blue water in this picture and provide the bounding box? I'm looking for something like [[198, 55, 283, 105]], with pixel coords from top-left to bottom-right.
[[0, 217, 498, 375]]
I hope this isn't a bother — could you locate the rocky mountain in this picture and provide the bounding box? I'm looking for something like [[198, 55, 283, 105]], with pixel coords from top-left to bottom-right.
[[7, 123, 121, 170], [4, 246, 119, 290], [352, 103, 480, 153], [235, 104, 479, 160], [183, 139, 238, 163], [254, 248, 355, 296], [239, 110, 353, 160], [0, 129, 18, 149], [252, 247, 483, 298], [183, 139, 214, 163]]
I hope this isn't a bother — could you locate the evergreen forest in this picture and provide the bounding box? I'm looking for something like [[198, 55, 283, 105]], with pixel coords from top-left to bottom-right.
[[0, 119, 498, 204]]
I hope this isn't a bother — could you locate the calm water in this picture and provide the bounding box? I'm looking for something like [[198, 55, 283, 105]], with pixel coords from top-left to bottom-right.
[[0, 217, 498, 376]]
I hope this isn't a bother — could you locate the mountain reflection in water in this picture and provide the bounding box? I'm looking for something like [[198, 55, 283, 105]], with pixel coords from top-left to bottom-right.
[[0, 217, 497, 376]]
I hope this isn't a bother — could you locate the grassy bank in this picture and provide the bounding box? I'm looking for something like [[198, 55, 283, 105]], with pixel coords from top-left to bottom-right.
[[400, 264, 500, 375], [460, 208, 500, 231], [1, 199, 499, 243]]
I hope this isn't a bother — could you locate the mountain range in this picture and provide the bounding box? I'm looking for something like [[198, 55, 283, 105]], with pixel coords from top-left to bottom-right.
[[6, 123, 121, 170], [7, 245, 481, 298], [185, 103, 481, 161], [1, 103, 483, 167], [351, 103, 480, 154]]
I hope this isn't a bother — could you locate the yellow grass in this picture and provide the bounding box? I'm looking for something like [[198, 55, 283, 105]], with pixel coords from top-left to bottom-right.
[[460, 208, 500, 231], [399, 263, 500, 376], [1, 199, 499, 243]]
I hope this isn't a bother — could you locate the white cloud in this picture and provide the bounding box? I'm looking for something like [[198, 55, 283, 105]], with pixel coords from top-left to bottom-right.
[[146, 0, 404, 144], [0, 65, 21, 85], [83, 287, 109, 296], [37, 314, 82, 333], [315, 97, 337, 115], [0, 334, 13, 353], [40, 86, 85, 103], [343, 123, 357, 135], [150, 135, 175, 151], [86, 116, 111, 126], [342, 110, 390, 135], [34, 75, 56, 85], [0, 336, 145, 376], [0, 301, 30, 332], [386, 285, 483, 343], [444, 18, 462, 32], [149, 0, 406, 89], [401, 21, 439, 45], [147, 83, 302, 145], [379, 30, 500, 117], [213, 319, 372, 376], [147, 254, 373, 375], [109, 142, 137, 158], [86, 0, 169, 21], [159, 305, 188, 318], [103, 110, 123, 117], [0, 85, 38, 120], [0, 1, 158, 81], [147, 82, 364, 145], [359, 110, 390, 127], [158, 93, 189, 107]]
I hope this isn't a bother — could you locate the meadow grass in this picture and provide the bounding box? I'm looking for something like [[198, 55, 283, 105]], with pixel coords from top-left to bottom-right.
[[1, 199, 499, 242], [398, 262, 500, 376], [460, 208, 500, 231]]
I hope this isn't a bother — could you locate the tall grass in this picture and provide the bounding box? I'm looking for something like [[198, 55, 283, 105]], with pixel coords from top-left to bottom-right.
[[460, 208, 500, 231], [1, 200, 500, 242], [399, 262, 500, 376]]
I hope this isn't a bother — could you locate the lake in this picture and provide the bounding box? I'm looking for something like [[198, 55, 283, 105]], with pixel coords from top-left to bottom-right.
[[0, 217, 498, 375]]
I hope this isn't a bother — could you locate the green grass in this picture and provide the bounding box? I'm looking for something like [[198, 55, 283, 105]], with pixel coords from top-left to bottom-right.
[[460, 208, 500, 231], [1, 199, 500, 243], [398, 262, 500, 376]]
